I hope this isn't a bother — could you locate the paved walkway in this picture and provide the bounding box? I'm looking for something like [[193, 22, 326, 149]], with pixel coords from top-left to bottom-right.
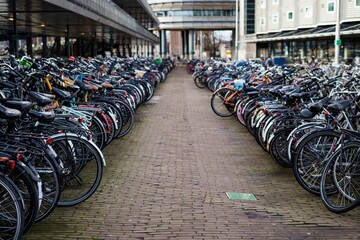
[[25, 67, 360, 240]]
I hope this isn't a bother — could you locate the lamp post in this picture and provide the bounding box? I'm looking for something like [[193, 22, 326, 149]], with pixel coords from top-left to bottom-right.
[[334, 0, 341, 66], [235, 0, 239, 61]]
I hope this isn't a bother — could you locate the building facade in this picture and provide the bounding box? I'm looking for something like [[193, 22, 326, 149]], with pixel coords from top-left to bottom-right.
[[148, 0, 249, 59], [248, 0, 360, 63]]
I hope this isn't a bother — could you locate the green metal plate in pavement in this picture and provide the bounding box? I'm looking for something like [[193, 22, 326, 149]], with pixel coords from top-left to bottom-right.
[[226, 192, 257, 200]]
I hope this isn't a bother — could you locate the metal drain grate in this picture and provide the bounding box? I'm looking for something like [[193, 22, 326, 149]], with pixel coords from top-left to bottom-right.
[[226, 192, 257, 200]]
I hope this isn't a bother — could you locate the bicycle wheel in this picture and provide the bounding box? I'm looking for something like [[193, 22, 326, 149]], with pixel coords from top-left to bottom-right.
[[211, 88, 236, 117], [194, 75, 207, 88], [320, 141, 360, 213], [115, 101, 134, 138], [32, 153, 61, 222], [292, 129, 341, 195], [89, 116, 107, 150], [6, 162, 39, 234], [0, 174, 24, 240], [268, 128, 293, 167], [50, 133, 104, 206]]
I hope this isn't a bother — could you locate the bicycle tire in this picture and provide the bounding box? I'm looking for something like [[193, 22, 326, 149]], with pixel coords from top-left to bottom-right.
[[194, 75, 207, 88], [292, 129, 341, 195], [320, 141, 360, 213], [6, 162, 39, 234], [89, 115, 107, 150], [33, 153, 61, 222], [211, 88, 236, 117], [50, 133, 104, 207], [115, 101, 134, 138], [0, 173, 24, 240], [268, 128, 293, 167]]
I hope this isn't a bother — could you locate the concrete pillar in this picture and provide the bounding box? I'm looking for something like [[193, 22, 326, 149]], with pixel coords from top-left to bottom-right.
[[26, 33, 33, 56], [55, 36, 61, 57], [161, 29, 167, 58], [91, 37, 97, 57], [147, 42, 151, 57], [238, 0, 247, 60], [42, 35, 47, 57], [101, 39, 106, 57], [231, 30, 235, 60], [11, 0, 18, 56], [65, 25, 70, 57], [181, 31, 185, 59], [122, 39, 126, 57], [189, 29, 195, 60], [136, 38, 139, 56], [185, 30, 189, 59]]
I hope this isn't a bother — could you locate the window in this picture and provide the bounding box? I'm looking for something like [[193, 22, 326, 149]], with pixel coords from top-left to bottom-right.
[[273, 14, 278, 23], [260, 17, 265, 26], [273, 0, 279, 4], [167, 11, 173, 17], [260, 0, 266, 9], [193, 10, 202, 16], [327, 2, 335, 12], [305, 6, 312, 17], [356, 0, 360, 7], [288, 11, 294, 20], [155, 12, 164, 17]]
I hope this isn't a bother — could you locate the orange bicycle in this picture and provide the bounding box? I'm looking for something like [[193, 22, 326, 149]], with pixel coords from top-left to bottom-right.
[[211, 86, 242, 117]]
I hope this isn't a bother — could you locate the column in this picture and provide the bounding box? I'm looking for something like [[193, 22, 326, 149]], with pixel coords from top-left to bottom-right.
[[55, 36, 61, 57], [65, 25, 70, 57], [136, 38, 139, 56], [42, 35, 47, 57], [238, 0, 247, 60], [231, 30, 235, 60], [26, 33, 33, 56], [91, 37, 97, 57], [121, 38, 126, 57], [181, 31, 185, 59], [189, 29, 195, 60], [147, 42, 151, 57], [11, 0, 18, 56], [185, 30, 189, 59], [161, 29, 167, 58]]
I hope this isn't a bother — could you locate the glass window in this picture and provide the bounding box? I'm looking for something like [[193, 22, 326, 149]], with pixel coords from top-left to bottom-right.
[[260, 17, 265, 26], [273, 14, 278, 23], [357, 0, 360, 6], [327, 2, 335, 12], [156, 12, 164, 17], [288, 11, 293, 20], [305, 6, 312, 17], [260, 0, 266, 9], [213, 10, 221, 16], [194, 10, 202, 16], [273, 0, 279, 4]]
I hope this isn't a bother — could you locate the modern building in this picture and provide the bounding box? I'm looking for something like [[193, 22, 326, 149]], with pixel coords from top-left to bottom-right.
[[247, 0, 360, 63], [0, 0, 159, 57], [148, 0, 255, 59]]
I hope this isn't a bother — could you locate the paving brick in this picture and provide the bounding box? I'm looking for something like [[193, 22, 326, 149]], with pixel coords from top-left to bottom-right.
[[24, 66, 360, 240]]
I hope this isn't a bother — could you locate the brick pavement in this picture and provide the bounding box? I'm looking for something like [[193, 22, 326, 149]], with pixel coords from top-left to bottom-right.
[[24, 66, 360, 240]]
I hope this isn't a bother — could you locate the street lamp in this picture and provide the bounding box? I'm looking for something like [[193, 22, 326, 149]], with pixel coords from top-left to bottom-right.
[[235, 0, 239, 61], [334, 0, 341, 66]]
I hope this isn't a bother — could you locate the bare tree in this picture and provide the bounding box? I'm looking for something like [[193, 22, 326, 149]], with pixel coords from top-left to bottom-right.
[[203, 31, 223, 58]]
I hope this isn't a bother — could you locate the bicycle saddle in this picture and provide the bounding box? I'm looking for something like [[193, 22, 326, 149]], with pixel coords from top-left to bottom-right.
[[75, 80, 93, 92], [52, 87, 72, 101], [0, 104, 22, 119], [308, 96, 331, 113], [28, 110, 55, 123], [327, 99, 352, 112], [28, 91, 53, 107], [4, 100, 33, 113], [38, 92, 56, 99]]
